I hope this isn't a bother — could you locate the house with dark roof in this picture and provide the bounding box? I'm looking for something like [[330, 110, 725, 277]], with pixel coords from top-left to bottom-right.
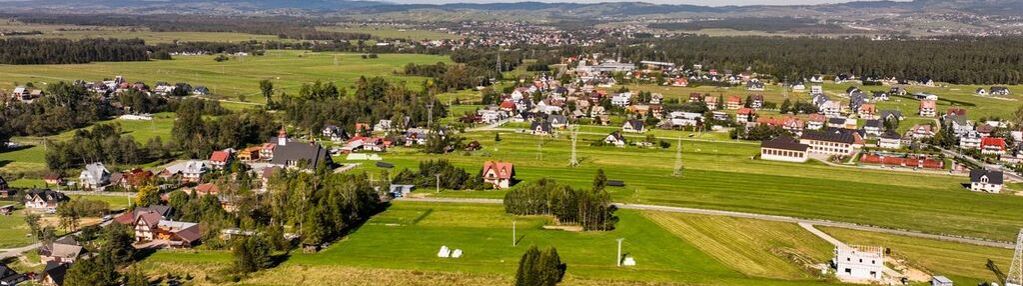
[[622, 120, 645, 133], [799, 128, 863, 157], [0, 262, 28, 286], [78, 162, 110, 190], [760, 136, 809, 163], [39, 262, 66, 286], [24, 189, 69, 212], [991, 86, 1010, 96], [530, 121, 553, 136], [40, 236, 86, 264], [604, 131, 627, 147], [863, 120, 883, 137], [970, 169, 1003, 193], [268, 129, 332, 170], [879, 130, 902, 149]]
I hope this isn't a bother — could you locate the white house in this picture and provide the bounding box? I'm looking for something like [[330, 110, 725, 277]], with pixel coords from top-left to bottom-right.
[[622, 120, 645, 133], [611, 92, 632, 107], [834, 245, 884, 281], [760, 136, 809, 163], [78, 162, 111, 190], [970, 169, 1003, 193], [879, 131, 902, 149], [959, 131, 982, 150]]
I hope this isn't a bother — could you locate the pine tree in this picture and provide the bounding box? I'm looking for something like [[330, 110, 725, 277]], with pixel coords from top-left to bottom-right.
[[593, 169, 607, 192], [779, 98, 792, 114], [515, 246, 542, 286]]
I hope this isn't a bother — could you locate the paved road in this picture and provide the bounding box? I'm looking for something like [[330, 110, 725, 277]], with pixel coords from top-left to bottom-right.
[[399, 197, 1015, 249], [937, 146, 1023, 182]]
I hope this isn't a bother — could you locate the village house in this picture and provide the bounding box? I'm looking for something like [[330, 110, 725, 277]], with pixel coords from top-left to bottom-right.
[[960, 131, 982, 149], [810, 85, 824, 95], [24, 189, 69, 212], [736, 108, 757, 124], [857, 103, 877, 119], [749, 94, 765, 109], [208, 150, 232, 170], [39, 236, 86, 264], [759, 136, 809, 163], [758, 117, 805, 135], [834, 245, 884, 281], [267, 129, 333, 170], [481, 161, 514, 189], [976, 88, 988, 96], [905, 124, 936, 140], [622, 120, 646, 133], [919, 100, 937, 117], [321, 125, 347, 142], [133, 212, 201, 248], [725, 96, 743, 110], [746, 81, 765, 91], [800, 128, 863, 157], [806, 114, 826, 130], [981, 137, 1007, 155], [703, 95, 719, 109], [237, 146, 261, 162], [530, 121, 553, 136], [827, 117, 857, 130], [879, 131, 902, 149], [970, 169, 1003, 193], [664, 112, 703, 129], [611, 92, 632, 107], [117, 168, 154, 190], [549, 115, 569, 129], [0, 262, 28, 286], [821, 101, 842, 118], [78, 162, 110, 190], [604, 131, 627, 147], [161, 160, 207, 183], [39, 262, 67, 286], [943, 113, 973, 137], [863, 120, 882, 137]]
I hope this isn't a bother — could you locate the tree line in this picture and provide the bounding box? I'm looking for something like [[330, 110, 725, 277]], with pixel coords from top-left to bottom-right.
[[392, 160, 483, 190], [503, 171, 618, 231], [1, 81, 116, 137], [278, 76, 446, 136], [0, 38, 149, 64], [44, 123, 170, 170], [605, 35, 1023, 85]]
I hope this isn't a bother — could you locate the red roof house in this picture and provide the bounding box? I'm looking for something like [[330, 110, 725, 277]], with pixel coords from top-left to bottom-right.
[[482, 161, 514, 189]]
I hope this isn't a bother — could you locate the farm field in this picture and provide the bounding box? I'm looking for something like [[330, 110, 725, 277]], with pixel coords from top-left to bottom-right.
[[0, 208, 33, 248], [0, 19, 284, 44], [316, 25, 461, 41], [0, 50, 449, 105], [821, 226, 1013, 286], [0, 112, 176, 175], [142, 201, 841, 285], [371, 130, 1023, 242]]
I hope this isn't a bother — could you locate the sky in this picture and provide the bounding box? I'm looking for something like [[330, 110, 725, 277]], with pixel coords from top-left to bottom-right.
[[388, 0, 864, 6]]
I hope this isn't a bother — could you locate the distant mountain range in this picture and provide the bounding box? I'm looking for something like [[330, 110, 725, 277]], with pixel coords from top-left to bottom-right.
[[2, 0, 1020, 17]]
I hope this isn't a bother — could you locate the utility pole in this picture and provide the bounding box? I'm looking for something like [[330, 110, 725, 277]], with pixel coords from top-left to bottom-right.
[[426, 102, 434, 129], [569, 126, 579, 167], [1008, 229, 1023, 286], [616, 238, 624, 267], [435, 174, 441, 193], [512, 220, 517, 246], [673, 137, 684, 177]]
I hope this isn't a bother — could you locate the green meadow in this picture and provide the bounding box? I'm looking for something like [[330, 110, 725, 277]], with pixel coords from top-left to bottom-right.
[[0, 50, 450, 105], [370, 129, 1023, 242], [0, 112, 176, 175]]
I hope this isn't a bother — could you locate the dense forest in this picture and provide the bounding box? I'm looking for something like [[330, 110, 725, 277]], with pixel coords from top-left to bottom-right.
[[604, 36, 1023, 85], [0, 38, 149, 64]]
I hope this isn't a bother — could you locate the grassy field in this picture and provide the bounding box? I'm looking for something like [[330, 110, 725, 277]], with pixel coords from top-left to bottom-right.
[[643, 212, 833, 280], [0, 50, 449, 105], [0, 19, 283, 44], [0, 112, 176, 175], [372, 129, 1023, 242], [143, 201, 840, 285], [317, 25, 461, 41], [821, 226, 1012, 285], [0, 208, 33, 248]]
